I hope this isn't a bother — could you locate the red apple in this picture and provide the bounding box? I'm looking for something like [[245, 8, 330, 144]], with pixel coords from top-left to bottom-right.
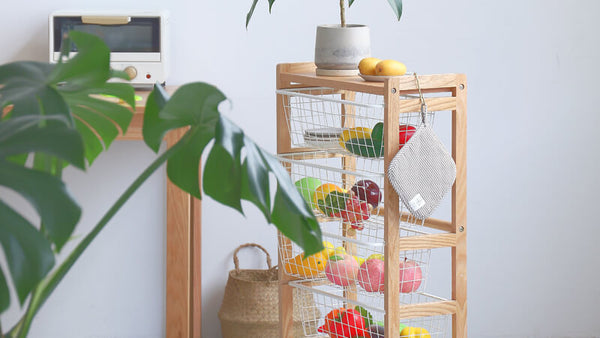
[[399, 258, 422, 293], [340, 195, 370, 229], [325, 255, 359, 286], [357, 258, 385, 292], [351, 179, 382, 208]]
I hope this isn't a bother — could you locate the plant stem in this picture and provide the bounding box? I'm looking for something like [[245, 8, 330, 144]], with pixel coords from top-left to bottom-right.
[[12, 134, 189, 338], [340, 0, 346, 27]]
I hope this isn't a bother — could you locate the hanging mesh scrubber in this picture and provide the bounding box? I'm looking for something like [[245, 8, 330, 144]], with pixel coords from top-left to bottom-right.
[[387, 73, 456, 220]]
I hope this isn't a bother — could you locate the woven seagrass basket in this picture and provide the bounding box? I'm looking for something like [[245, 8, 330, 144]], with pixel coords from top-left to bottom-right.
[[218, 243, 319, 337]]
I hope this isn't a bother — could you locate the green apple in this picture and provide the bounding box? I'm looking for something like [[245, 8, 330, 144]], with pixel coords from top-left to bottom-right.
[[294, 177, 321, 208]]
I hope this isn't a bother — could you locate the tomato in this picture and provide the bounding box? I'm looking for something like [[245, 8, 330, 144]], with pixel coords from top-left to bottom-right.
[[399, 125, 417, 149]]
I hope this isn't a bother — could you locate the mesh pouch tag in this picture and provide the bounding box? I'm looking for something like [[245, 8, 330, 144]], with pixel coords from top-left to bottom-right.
[[387, 124, 456, 220]]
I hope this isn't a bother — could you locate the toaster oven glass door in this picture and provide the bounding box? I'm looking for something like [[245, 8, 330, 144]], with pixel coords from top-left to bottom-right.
[[53, 16, 161, 61]]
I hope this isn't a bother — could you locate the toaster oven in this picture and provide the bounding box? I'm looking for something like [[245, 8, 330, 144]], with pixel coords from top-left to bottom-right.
[[49, 10, 169, 87]]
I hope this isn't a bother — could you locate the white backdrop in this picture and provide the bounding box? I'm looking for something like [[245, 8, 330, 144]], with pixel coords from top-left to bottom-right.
[[1, 0, 600, 337]]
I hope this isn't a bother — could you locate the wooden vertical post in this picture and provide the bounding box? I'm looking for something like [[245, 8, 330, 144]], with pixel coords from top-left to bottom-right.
[[452, 75, 467, 338], [383, 79, 401, 338], [165, 128, 192, 338], [276, 64, 295, 338]]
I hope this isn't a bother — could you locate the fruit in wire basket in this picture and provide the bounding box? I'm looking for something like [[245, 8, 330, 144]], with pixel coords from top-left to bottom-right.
[[294, 177, 322, 208], [399, 258, 423, 293], [358, 57, 382, 75], [325, 254, 359, 286], [320, 190, 351, 216], [367, 253, 385, 261], [318, 308, 369, 338], [338, 127, 373, 148], [371, 122, 417, 151], [357, 258, 385, 292], [375, 59, 407, 76], [283, 251, 326, 278], [313, 183, 344, 212], [351, 179, 382, 208], [340, 195, 371, 228], [400, 326, 431, 337], [370, 322, 408, 337]]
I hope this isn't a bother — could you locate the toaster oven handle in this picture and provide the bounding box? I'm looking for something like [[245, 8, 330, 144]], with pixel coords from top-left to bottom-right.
[[81, 16, 131, 25]]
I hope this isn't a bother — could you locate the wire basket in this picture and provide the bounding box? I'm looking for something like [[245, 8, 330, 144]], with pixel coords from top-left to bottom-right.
[[278, 151, 426, 232], [291, 280, 450, 338], [278, 228, 431, 296], [277, 87, 437, 156]]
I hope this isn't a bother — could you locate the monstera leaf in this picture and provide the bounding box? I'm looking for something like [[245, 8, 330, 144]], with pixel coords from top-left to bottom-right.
[[0, 115, 85, 312], [144, 84, 323, 255], [0, 30, 135, 167]]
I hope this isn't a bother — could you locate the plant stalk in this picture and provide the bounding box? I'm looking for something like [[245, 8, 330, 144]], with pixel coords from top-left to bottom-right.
[[11, 133, 190, 338], [340, 0, 346, 27]]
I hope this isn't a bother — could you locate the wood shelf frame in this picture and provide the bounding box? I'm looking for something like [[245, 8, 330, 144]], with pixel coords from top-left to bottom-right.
[[117, 88, 202, 338], [276, 63, 467, 338]]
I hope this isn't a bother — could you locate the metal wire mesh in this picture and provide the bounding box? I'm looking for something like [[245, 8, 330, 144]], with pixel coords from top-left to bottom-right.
[[291, 280, 450, 337], [277, 87, 437, 156]]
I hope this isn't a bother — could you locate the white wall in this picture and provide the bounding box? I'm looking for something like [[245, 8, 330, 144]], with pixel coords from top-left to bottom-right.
[[1, 0, 600, 337]]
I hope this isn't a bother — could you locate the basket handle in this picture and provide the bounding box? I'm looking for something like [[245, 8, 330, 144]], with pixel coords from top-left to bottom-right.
[[233, 243, 272, 273]]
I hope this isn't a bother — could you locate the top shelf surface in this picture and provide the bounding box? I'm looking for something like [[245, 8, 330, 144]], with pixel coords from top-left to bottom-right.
[[277, 62, 464, 95]]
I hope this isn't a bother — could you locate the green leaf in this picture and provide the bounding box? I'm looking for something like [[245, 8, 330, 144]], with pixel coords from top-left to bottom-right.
[[386, 0, 403, 20], [349, 0, 356, 6], [203, 117, 243, 211], [71, 105, 119, 149], [142, 85, 174, 152], [0, 200, 55, 306], [143, 83, 323, 257], [0, 268, 9, 312], [240, 136, 271, 221], [0, 161, 81, 252], [355, 305, 374, 327], [0, 116, 85, 169], [74, 118, 104, 165], [48, 31, 111, 91], [246, 0, 260, 28]]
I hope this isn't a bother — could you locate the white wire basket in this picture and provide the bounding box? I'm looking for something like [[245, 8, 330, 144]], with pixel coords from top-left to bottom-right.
[[291, 280, 450, 338], [277, 87, 437, 156], [278, 151, 425, 232], [279, 229, 431, 297]]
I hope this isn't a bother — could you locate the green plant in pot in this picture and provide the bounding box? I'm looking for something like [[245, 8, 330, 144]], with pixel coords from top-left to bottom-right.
[[0, 31, 323, 337], [246, 0, 403, 75]]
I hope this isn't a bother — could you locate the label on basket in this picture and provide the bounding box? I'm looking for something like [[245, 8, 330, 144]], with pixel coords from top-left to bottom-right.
[[409, 194, 426, 211]]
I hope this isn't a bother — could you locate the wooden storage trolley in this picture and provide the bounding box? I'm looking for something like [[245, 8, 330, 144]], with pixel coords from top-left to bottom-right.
[[276, 62, 466, 338]]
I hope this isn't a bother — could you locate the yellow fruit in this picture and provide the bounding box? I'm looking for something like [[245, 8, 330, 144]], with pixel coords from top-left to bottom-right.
[[375, 60, 407, 76], [358, 57, 382, 75], [354, 256, 366, 266], [321, 241, 335, 257], [367, 253, 385, 261], [284, 252, 326, 278], [400, 326, 430, 338], [333, 246, 347, 256], [313, 183, 344, 208], [338, 127, 373, 148]]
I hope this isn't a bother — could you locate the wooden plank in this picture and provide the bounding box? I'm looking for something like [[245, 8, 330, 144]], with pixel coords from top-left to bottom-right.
[[397, 233, 457, 250], [452, 74, 468, 338], [191, 196, 202, 337], [396, 301, 457, 319], [277, 64, 296, 338], [165, 128, 192, 338], [371, 207, 454, 233], [280, 72, 385, 95], [383, 78, 401, 338], [398, 97, 457, 114]]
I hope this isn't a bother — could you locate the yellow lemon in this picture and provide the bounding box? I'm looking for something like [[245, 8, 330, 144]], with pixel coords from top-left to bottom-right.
[[333, 246, 347, 256], [400, 326, 430, 338], [375, 60, 407, 76], [354, 255, 366, 266], [321, 241, 335, 257], [358, 57, 382, 75], [367, 253, 385, 261], [312, 183, 344, 208]]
